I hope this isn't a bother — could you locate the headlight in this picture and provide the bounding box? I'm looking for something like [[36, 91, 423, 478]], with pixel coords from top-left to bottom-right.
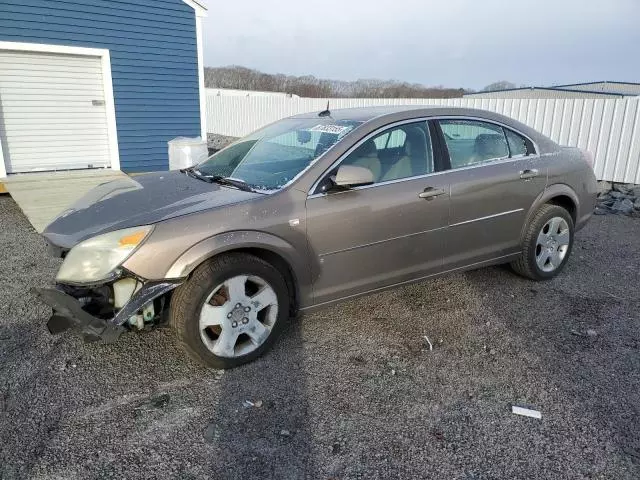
[[56, 226, 154, 284]]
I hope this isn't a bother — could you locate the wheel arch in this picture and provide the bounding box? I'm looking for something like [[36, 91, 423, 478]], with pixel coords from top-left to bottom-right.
[[231, 247, 300, 315], [165, 231, 309, 314], [546, 194, 577, 223], [521, 183, 579, 241]]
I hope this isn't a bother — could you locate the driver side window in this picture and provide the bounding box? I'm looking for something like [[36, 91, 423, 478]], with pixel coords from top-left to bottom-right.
[[340, 121, 434, 185]]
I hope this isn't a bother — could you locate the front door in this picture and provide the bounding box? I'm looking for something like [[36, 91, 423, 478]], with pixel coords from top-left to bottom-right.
[[435, 119, 548, 269], [305, 120, 449, 305]]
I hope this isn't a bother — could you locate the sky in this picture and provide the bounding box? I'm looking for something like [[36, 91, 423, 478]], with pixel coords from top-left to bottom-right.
[[200, 0, 640, 91]]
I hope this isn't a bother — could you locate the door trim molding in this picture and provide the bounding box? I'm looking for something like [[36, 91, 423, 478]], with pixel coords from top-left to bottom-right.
[[450, 208, 524, 227], [319, 225, 448, 257], [0, 41, 120, 177]]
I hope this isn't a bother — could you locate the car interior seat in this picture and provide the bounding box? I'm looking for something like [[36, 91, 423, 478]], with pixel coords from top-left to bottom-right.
[[381, 127, 429, 181], [469, 133, 507, 164], [346, 139, 381, 181]]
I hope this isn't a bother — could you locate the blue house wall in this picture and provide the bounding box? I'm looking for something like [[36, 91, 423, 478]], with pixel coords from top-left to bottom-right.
[[0, 0, 202, 172]]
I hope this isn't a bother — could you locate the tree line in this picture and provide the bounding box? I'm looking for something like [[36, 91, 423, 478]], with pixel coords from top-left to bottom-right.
[[204, 66, 469, 98]]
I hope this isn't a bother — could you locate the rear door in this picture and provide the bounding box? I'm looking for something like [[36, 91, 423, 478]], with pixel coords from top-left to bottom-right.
[[305, 120, 449, 305], [434, 118, 547, 269]]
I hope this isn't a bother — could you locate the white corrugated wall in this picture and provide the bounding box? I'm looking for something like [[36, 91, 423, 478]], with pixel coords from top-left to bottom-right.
[[206, 95, 640, 184]]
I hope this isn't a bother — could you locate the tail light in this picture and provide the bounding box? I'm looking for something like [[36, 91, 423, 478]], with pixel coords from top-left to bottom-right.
[[580, 149, 595, 169]]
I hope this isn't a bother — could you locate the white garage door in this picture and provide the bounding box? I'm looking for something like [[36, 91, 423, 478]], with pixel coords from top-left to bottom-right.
[[0, 50, 112, 174]]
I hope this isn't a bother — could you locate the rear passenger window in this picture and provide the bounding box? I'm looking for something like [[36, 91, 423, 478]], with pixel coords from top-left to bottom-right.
[[505, 129, 530, 157], [439, 120, 509, 168]]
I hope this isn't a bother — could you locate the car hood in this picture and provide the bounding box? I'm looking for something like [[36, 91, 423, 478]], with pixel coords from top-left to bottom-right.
[[43, 171, 263, 248]]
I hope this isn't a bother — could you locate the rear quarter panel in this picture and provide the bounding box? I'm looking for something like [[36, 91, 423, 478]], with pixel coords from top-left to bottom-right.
[[544, 147, 597, 229]]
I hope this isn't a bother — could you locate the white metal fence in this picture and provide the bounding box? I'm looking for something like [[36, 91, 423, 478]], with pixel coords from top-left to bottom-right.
[[205, 94, 640, 184]]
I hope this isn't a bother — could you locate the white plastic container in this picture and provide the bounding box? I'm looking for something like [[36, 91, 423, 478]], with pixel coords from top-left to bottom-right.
[[168, 137, 208, 170]]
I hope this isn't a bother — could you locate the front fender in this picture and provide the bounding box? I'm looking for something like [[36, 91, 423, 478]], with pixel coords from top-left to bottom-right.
[[164, 230, 312, 306]]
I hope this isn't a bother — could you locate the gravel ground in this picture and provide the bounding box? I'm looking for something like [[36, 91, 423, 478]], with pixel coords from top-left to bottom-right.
[[1, 194, 639, 480]]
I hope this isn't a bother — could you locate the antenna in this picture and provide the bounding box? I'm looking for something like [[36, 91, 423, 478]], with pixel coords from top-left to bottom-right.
[[318, 101, 331, 117]]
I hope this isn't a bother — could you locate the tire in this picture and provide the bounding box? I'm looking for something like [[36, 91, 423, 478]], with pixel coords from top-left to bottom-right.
[[511, 204, 574, 281], [170, 253, 291, 369]]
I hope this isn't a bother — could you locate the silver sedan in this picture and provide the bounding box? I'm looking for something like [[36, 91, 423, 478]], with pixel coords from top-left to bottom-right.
[[35, 106, 598, 368]]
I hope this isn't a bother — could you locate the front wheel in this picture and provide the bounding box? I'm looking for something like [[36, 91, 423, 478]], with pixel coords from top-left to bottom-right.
[[511, 204, 574, 281], [170, 253, 290, 369]]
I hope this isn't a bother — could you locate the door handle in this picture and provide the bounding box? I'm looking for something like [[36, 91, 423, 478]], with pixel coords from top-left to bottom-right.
[[418, 187, 446, 200], [519, 169, 539, 180]]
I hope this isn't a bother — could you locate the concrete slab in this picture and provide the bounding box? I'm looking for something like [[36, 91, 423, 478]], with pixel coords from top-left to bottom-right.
[[3, 169, 127, 232]]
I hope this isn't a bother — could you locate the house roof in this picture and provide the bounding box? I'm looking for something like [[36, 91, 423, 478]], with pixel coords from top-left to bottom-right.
[[191, 0, 208, 10], [182, 0, 208, 13], [464, 86, 625, 97], [553, 81, 640, 88]]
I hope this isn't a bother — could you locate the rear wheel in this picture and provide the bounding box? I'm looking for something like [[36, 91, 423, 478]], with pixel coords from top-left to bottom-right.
[[511, 204, 574, 280], [170, 253, 290, 369]]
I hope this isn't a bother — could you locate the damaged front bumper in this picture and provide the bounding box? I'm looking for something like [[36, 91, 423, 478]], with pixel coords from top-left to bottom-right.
[[32, 280, 181, 343]]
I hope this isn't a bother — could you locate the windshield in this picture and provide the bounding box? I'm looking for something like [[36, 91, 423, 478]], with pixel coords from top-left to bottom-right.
[[197, 118, 363, 192]]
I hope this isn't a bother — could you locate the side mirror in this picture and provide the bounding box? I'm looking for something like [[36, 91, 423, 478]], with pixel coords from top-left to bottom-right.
[[334, 165, 375, 188]]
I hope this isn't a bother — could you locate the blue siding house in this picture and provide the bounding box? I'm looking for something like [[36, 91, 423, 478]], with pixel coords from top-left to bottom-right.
[[0, 0, 207, 176]]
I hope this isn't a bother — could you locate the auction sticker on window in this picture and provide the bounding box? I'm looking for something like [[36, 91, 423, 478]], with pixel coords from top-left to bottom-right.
[[307, 124, 352, 136]]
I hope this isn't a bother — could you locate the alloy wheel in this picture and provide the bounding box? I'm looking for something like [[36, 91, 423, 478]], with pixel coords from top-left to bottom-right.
[[199, 275, 278, 358], [535, 216, 571, 273]]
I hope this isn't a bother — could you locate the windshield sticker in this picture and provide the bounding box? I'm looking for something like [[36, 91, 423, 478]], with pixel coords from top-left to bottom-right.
[[307, 124, 352, 136]]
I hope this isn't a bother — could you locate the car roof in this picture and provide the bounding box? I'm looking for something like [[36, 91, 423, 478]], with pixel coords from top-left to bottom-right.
[[291, 105, 559, 152], [290, 105, 438, 122]]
